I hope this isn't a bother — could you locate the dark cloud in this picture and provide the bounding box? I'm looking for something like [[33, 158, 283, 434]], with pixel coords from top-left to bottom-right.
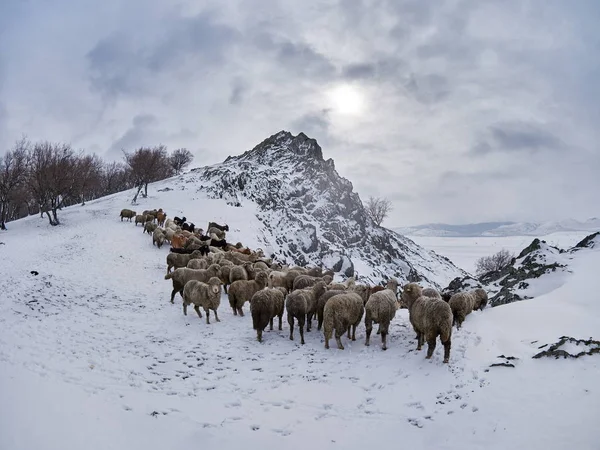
[[108, 114, 158, 156], [87, 11, 239, 99], [472, 122, 564, 155], [252, 32, 335, 79], [229, 78, 247, 105], [342, 63, 376, 80], [291, 110, 330, 138]]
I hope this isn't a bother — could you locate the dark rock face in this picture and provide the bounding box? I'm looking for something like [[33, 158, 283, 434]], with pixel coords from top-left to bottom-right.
[[572, 232, 600, 250], [191, 130, 466, 287], [441, 276, 482, 301]]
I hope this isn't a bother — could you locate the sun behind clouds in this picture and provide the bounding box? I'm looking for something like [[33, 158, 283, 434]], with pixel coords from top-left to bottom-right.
[[328, 84, 365, 115]]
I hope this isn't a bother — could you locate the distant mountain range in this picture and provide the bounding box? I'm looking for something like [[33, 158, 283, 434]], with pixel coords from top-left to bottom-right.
[[393, 219, 600, 237]]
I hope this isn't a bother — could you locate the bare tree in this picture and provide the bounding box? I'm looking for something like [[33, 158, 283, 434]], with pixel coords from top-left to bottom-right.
[[169, 148, 194, 175], [27, 141, 78, 226], [475, 249, 514, 275], [101, 161, 132, 195], [123, 145, 173, 204], [365, 196, 393, 226], [0, 137, 30, 230], [74, 153, 103, 205]]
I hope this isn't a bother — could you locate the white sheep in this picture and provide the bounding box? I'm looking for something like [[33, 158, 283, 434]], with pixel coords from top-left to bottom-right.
[[182, 276, 223, 324]]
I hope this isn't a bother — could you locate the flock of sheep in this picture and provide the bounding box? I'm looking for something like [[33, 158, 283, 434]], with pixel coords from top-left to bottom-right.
[[120, 207, 489, 363]]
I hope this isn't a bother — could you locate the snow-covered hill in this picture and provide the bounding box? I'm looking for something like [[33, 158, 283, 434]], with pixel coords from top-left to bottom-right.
[[395, 218, 600, 237], [1, 188, 599, 449], [182, 130, 466, 288]]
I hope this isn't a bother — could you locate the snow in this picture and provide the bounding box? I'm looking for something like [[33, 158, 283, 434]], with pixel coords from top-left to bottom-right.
[[408, 232, 590, 274], [1, 186, 600, 450]]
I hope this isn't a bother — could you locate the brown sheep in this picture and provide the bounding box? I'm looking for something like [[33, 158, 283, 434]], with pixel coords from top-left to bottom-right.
[[228, 271, 269, 316]]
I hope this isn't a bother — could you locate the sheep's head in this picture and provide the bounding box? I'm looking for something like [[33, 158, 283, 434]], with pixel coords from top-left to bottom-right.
[[207, 276, 222, 295], [208, 264, 222, 277], [255, 271, 268, 287], [313, 281, 327, 299], [386, 278, 399, 295], [322, 274, 333, 285], [401, 283, 422, 309]]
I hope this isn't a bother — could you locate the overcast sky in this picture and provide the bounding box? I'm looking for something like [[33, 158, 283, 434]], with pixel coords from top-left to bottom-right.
[[1, 0, 599, 227]]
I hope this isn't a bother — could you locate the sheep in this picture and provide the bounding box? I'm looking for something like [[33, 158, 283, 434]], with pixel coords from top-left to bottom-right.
[[422, 287, 442, 300], [187, 258, 209, 270], [171, 233, 187, 249], [119, 209, 136, 222], [207, 221, 229, 232], [165, 218, 175, 228], [182, 276, 222, 324], [164, 263, 222, 304], [228, 271, 268, 316], [268, 270, 288, 291], [364, 278, 399, 350], [316, 289, 346, 331], [218, 264, 232, 294], [351, 284, 372, 305], [174, 216, 187, 226], [164, 228, 176, 243], [143, 209, 158, 221], [152, 227, 166, 249], [229, 265, 249, 285], [323, 292, 364, 350], [285, 282, 327, 343], [254, 261, 269, 271], [156, 211, 167, 227], [134, 214, 147, 226], [250, 288, 285, 342], [207, 226, 226, 240], [144, 221, 157, 234], [182, 222, 195, 233], [292, 274, 333, 291], [448, 292, 475, 328], [402, 283, 453, 363], [165, 249, 204, 274], [470, 288, 488, 311]]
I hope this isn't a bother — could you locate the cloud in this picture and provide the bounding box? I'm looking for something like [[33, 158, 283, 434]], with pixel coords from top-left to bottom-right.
[[1, 0, 599, 226]]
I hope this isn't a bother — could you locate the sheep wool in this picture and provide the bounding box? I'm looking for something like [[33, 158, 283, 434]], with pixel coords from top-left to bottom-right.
[[250, 288, 285, 342], [364, 278, 399, 350], [323, 292, 364, 350], [402, 283, 453, 363], [448, 292, 475, 328], [182, 276, 222, 324]]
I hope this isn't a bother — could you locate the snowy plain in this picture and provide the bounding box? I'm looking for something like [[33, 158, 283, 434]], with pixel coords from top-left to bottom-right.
[[1, 185, 599, 450]]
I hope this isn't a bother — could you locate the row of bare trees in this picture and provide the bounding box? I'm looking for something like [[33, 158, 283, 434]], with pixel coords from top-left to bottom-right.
[[0, 138, 193, 228]]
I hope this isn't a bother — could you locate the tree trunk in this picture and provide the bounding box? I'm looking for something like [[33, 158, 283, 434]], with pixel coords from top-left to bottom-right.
[[51, 208, 60, 226], [132, 185, 143, 204], [143, 183, 148, 198]]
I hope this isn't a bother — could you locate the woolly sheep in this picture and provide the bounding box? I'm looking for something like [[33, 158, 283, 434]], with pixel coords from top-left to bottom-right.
[[323, 292, 364, 350], [165, 249, 204, 275], [229, 265, 249, 285], [152, 227, 166, 249], [285, 282, 327, 344], [156, 211, 167, 227], [292, 274, 333, 291], [402, 283, 453, 363], [364, 278, 399, 350], [448, 292, 475, 328], [470, 288, 488, 311], [268, 270, 288, 291], [250, 288, 285, 342], [144, 221, 157, 234], [254, 261, 269, 271], [134, 214, 147, 226], [351, 284, 372, 305], [120, 209, 136, 221], [316, 289, 346, 331], [182, 276, 222, 324], [228, 271, 269, 316], [218, 264, 232, 294], [164, 263, 221, 304], [207, 226, 226, 240], [187, 258, 209, 270], [422, 287, 442, 300]]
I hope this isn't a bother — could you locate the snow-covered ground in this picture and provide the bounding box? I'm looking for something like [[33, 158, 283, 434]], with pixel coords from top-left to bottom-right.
[[408, 232, 591, 275], [1, 188, 599, 450]]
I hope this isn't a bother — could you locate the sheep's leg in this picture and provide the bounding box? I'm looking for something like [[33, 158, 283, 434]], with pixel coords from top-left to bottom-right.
[[194, 305, 203, 319], [317, 312, 323, 331], [416, 331, 423, 350], [365, 315, 372, 346], [442, 339, 451, 363], [237, 306, 244, 317], [170, 289, 177, 304], [381, 331, 388, 351], [347, 326, 351, 339], [298, 318, 306, 345], [213, 309, 221, 322], [278, 314, 283, 331], [269, 318, 274, 331], [205, 309, 210, 324], [335, 329, 345, 350], [288, 316, 294, 341], [425, 336, 436, 359], [257, 329, 263, 342], [324, 328, 331, 349], [306, 313, 312, 332], [351, 324, 357, 341], [223, 284, 228, 294], [183, 303, 188, 316]]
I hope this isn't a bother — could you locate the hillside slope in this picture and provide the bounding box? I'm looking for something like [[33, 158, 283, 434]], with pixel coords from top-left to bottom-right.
[[0, 189, 599, 450]]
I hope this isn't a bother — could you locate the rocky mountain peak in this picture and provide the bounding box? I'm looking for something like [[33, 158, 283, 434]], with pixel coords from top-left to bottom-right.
[[192, 131, 466, 287]]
